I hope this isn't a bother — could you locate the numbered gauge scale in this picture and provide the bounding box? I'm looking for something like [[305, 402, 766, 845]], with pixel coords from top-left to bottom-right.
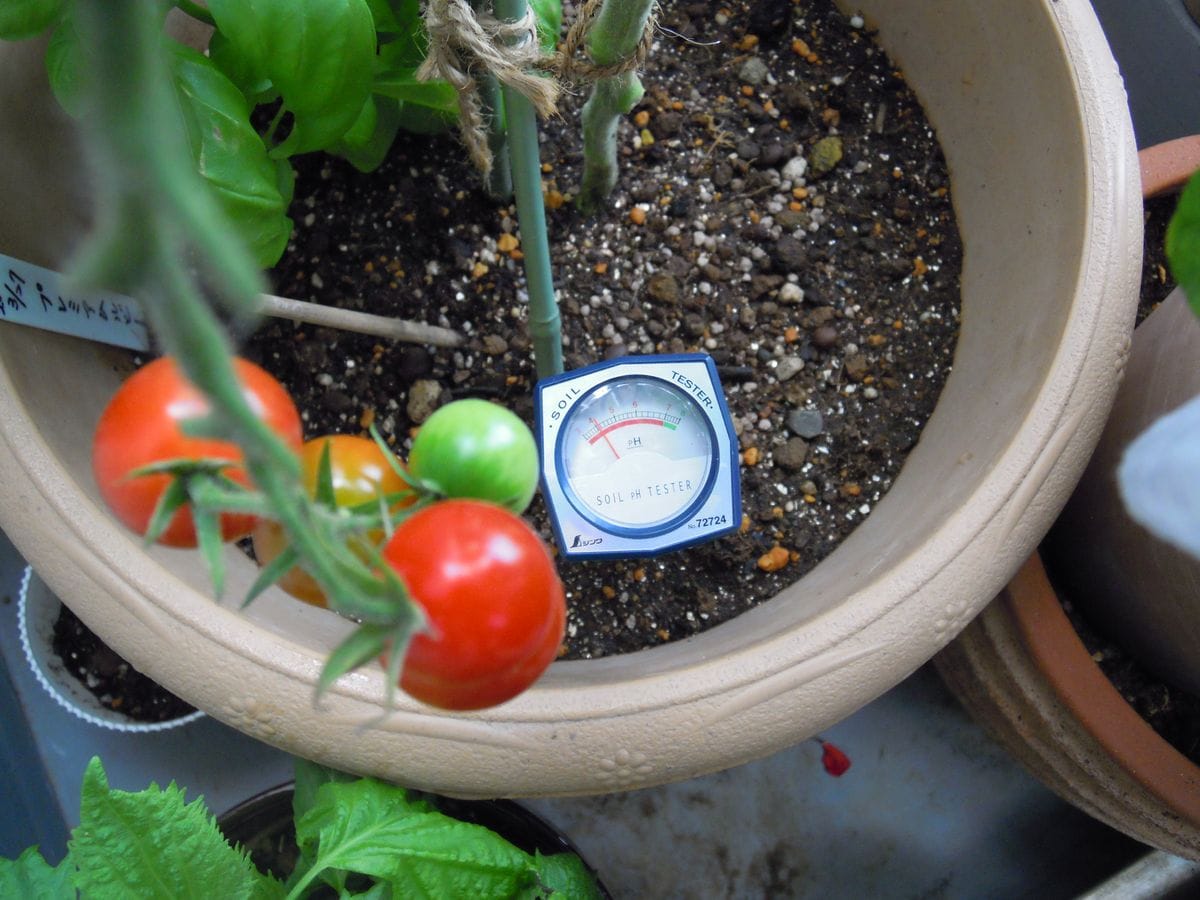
[[535, 354, 741, 558]]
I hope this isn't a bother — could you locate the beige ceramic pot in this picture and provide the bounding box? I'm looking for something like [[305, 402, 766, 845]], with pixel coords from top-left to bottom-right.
[[0, 0, 1140, 797]]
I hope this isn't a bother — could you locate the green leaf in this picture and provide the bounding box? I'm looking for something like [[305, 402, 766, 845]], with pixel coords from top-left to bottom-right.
[[292, 760, 360, 829], [313, 438, 338, 508], [44, 13, 85, 117], [529, 0, 563, 51], [294, 780, 538, 899], [206, 27, 276, 104], [317, 622, 399, 698], [375, 0, 427, 68], [530, 851, 605, 900], [192, 502, 227, 598], [69, 757, 282, 900], [395, 102, 456, 136], [207, 0, 377, 157], [167, 41, 293, 268], [1167, 169, 1200, 319], [243, 542, 300, 608], [142, 476, 191, 546], [0, 0, 64, 40], [332, 95, 403, 173], [373, 70, 459, 116], [363, 0, 402, 33], [0, 847, 74, 899]]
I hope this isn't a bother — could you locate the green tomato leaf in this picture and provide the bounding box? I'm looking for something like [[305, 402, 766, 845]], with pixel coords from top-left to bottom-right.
[[142, 476, 191, 547], [0, 847, 74, 899], [1167, 169, 1200, 319], [69, 757, 282, 900], [317, 621, 407, 702], [192, 500, 227, 599], [242, 542, 300, 609], [294, 780, 538, 899], [207, 0, 377, 157], [0, 0, 64, 40], [167, 41, 293, 267]]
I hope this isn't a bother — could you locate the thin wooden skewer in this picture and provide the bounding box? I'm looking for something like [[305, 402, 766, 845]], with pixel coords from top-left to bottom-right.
[[257, 293, 464, 348]]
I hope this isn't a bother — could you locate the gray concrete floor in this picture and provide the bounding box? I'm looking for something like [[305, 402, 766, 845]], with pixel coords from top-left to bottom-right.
[[0, 527, 1159, 897]]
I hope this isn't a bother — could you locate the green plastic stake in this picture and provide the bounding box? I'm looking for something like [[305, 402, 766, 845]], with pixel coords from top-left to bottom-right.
[[495, 0, 563, 378]]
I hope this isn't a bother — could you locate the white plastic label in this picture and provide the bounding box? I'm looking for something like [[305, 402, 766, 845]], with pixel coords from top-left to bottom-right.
[[1, 253, 151, 351]]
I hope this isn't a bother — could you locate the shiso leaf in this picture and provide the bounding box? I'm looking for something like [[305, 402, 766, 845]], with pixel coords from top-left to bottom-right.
[[527, 850, 606, 900], [293, 779, 536, 898], [0, 846, 74, 899], [69, 757, 281, 900]]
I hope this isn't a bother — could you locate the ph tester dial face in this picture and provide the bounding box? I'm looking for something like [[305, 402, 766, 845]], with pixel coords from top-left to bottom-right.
[[558, 377, 715, 532], [536, 354, 741, 558]]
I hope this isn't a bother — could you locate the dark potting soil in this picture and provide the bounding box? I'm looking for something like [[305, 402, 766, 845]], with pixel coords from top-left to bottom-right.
[[1138, 193, 1179, 324], [1058, 589, 1200, 767], [241, 0, 962, 660], [51, 603, 197, 723]]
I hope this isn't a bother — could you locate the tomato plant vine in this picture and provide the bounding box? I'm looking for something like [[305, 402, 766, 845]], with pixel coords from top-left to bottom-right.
[[0, 0, 661, 709]]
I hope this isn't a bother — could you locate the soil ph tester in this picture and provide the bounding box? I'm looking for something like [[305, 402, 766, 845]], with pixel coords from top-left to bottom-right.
[[535, 354, 741, 558]]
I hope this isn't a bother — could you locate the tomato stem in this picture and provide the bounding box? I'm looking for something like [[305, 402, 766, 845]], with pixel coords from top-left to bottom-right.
[[70, 1, 425, 669]]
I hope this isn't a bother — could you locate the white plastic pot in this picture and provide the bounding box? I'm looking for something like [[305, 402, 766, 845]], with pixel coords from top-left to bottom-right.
[[18, 567, 204, 733], [0, 0, 1140, 796]]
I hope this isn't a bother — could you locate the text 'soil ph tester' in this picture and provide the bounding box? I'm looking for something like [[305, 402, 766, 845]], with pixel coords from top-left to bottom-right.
[[535, 354, 741, 558]]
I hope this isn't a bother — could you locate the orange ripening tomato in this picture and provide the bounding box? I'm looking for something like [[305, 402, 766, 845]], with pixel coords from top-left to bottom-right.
[[91, 356, 302, 547], [382, 499, 566, 710], [252, 434, 416, 607]]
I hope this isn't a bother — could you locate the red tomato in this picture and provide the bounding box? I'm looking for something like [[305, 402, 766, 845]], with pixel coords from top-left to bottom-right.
[[382, 500, 565, 710], [92, 356, 302, 547], [252, 434, 416, 607]]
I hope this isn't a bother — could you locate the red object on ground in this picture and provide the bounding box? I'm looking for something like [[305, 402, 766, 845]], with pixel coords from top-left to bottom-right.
[[820, 741, 851, 777]]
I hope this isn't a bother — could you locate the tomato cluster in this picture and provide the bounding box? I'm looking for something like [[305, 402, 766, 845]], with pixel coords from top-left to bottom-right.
[[91, 356, 564, 710]]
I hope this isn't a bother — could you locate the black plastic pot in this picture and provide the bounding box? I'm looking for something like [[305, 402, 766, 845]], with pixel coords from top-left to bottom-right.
[[217, 783, 610, 897]]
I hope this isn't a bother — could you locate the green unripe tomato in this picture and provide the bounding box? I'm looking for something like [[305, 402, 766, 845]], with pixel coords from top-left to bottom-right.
[[408, 399, 540, 512]]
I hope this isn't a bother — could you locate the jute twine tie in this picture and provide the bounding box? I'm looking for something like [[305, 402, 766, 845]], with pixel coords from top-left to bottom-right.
[[547, 0, 658, 82], [418, 0, 658, 175]]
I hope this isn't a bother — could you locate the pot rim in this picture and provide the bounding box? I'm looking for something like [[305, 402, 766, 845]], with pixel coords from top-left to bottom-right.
[[1006, 554, 1200, 827], [18, 565, 205, 733]]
